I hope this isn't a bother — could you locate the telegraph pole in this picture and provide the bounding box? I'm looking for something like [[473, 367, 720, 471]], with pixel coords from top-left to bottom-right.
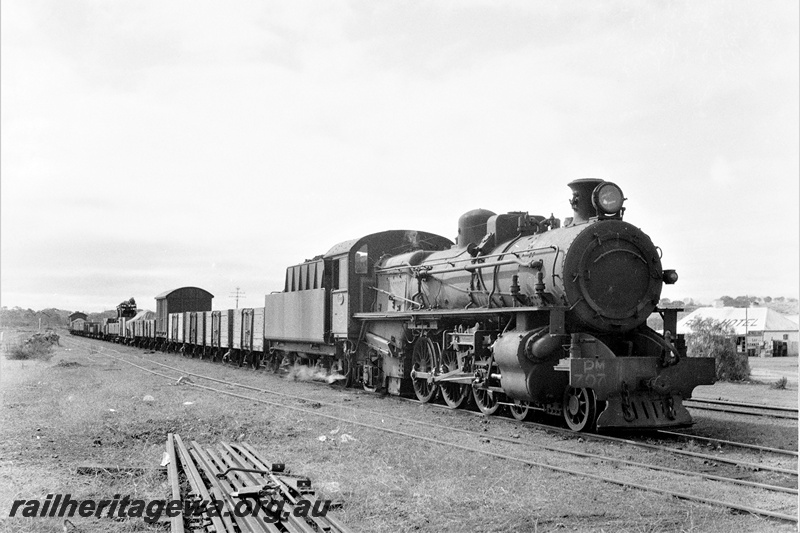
[[745, 304, 748, 355], [230, 287, 246, 309]]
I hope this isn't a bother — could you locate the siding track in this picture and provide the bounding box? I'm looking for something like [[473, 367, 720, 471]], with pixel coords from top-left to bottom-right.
[[65, 337, 798, 523]]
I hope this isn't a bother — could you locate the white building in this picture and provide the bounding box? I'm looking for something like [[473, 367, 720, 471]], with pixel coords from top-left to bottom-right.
[[677, 307, 799, 357]]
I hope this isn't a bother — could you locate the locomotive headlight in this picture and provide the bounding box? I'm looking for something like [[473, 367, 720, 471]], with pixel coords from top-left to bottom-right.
[[592, 182, 625, 215], [662, 269, 679, 284]]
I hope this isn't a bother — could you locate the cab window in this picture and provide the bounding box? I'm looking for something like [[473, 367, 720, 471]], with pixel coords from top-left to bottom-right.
[[354, 244, 368, 274]]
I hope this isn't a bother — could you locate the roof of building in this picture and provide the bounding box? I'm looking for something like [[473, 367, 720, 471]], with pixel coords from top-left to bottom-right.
[[785, 315, 799, 326], [677, 307, 800, 335]]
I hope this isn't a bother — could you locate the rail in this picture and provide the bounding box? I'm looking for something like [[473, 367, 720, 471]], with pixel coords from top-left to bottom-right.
[[66, 337, 798, 523]]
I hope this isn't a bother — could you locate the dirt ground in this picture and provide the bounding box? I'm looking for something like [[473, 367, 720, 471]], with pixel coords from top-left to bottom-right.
[[0, 335, 797, 532], [693, 356, 798, 409], [748, 357, 799, 387]]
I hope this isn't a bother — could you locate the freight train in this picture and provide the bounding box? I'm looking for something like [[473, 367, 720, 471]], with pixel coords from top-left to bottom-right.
[[71, 179, 716, 431]]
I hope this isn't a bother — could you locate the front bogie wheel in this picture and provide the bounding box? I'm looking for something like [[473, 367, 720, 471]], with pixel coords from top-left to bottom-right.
[[562, 387, 598, 432]]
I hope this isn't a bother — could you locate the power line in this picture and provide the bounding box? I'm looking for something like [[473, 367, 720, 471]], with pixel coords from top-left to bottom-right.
[[229, 287, 246, 309]]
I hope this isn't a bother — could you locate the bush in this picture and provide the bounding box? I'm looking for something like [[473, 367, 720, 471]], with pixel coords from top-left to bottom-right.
[[771, 376, 788, 390], [686, 318, 750, 381], [4, 332, 58, 361]]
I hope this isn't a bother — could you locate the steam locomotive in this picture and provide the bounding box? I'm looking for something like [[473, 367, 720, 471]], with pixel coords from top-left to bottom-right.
[[71, 179, 716, 431]]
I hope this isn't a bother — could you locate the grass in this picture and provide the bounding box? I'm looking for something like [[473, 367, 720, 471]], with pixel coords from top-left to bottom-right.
[[2, 335, 797, 533], [3, 334, 58, 362], [0, 359, 166, 532], [771, 376, 789, 390]]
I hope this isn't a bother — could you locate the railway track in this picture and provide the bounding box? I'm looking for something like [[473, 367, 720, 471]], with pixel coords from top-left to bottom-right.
[[684, 398, 798, 419], [73, 337, 798, 465], [653, 429, 798, 457], [65, 336, 799, 523], [398, 398, 797, 475]]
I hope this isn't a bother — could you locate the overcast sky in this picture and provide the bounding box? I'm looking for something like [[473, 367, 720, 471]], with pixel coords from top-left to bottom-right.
[[2, 1, 798, 313]]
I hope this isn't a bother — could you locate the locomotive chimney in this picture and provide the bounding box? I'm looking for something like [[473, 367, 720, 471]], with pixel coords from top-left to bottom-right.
[[567, 178, 604, 224]]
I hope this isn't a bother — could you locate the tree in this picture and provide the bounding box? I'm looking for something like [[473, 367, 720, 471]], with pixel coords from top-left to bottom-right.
[[686, 318, 750, 381]]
